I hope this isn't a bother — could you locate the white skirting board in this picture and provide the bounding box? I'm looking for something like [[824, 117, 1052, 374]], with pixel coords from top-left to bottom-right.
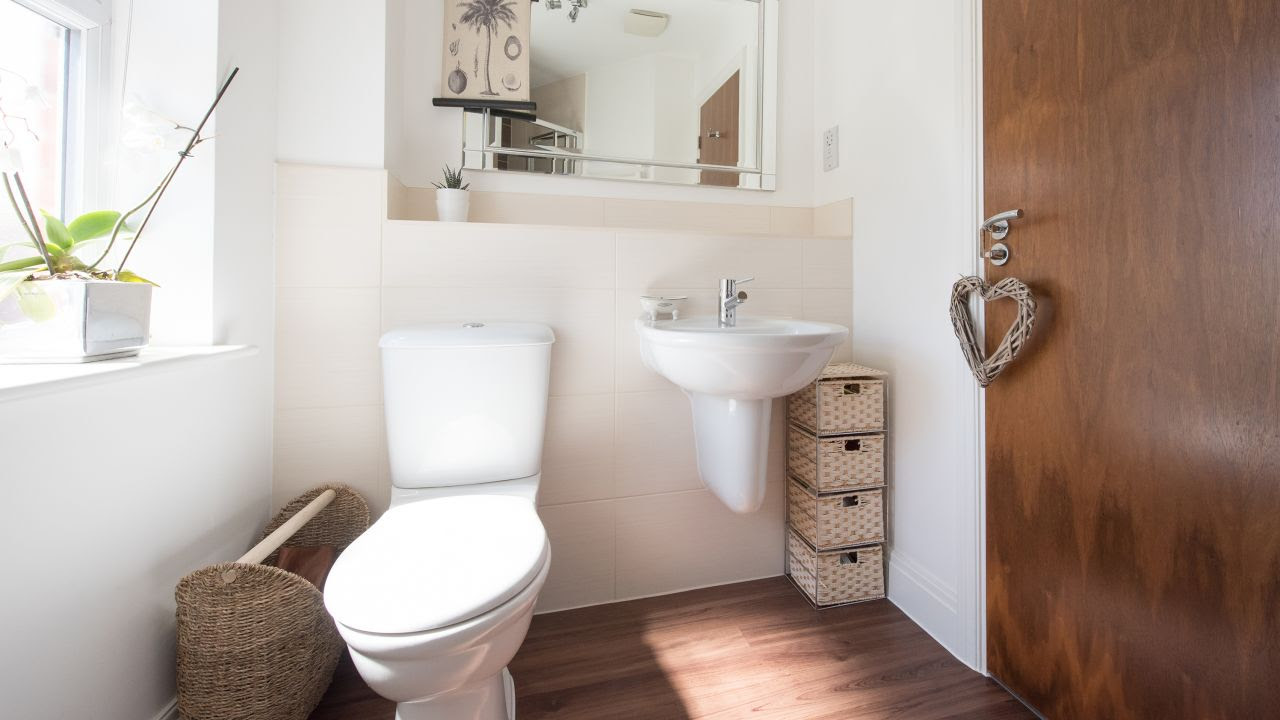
[[886, 549, 974, 668]]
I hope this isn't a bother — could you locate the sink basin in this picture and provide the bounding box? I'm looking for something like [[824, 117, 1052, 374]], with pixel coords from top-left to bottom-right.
[[637, 316, 849, 513]]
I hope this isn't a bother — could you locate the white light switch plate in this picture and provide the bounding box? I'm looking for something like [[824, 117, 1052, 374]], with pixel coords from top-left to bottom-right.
[[823, 125, 839, 172]]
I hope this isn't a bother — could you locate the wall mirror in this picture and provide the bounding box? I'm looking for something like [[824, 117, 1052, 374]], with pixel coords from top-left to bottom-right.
[[462, 0, 778, 190]]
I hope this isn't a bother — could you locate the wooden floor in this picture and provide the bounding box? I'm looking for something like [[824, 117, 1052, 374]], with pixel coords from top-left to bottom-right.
[[310, 577, 1032, 720]]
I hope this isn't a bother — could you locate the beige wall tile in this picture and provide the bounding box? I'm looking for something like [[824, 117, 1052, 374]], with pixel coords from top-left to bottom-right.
[[616, 232, 803, 290], [535, 501, 616, 612], [380, 287, 615, 397], [540, 394, 616, 506], [614, 390, 702, 497], [803, 236, 854, 289], [386, 173, 409, 221], [276, 287, 382, 410], [813, 197, 854, 238], [382, 221, 615, 289], [469, 191, 607, 227], [274, 405, 389, 514], [769, 206, 816, 236], [604, 199, 772, 234], [276, 164, 385, 287], [803, 289, 855, 363], [613, 483, 785, 600], [394, 186, 435, 221]]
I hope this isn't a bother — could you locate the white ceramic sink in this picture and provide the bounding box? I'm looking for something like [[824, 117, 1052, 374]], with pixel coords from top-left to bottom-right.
[[637, 316, 849, 513]]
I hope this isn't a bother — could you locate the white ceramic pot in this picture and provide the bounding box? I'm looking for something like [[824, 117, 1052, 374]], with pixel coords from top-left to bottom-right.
[[435, 188, 470, 223], [0, 280, 153, 363]]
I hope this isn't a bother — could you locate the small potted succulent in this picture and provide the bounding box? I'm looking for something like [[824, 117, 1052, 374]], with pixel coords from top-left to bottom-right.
[[0, 69, 237, 363], [433, 165, 471, 222]]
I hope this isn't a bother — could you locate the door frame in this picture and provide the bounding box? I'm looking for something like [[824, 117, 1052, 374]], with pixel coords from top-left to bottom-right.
[[959, 0, 989, 675]]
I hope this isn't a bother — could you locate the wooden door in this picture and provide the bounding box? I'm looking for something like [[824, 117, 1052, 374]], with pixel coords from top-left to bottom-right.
[[699, 71, 739, 187], [983, 2, 1280, 718]]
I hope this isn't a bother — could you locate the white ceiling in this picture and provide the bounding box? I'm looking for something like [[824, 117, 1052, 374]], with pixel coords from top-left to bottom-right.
[[530, 0, 760, 87]]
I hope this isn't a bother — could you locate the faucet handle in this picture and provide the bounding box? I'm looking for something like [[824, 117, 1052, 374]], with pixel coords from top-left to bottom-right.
[[733, 276, 755, 285]]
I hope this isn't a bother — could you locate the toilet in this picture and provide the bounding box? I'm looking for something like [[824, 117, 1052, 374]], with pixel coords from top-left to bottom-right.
[[324, 322, 556, 720]]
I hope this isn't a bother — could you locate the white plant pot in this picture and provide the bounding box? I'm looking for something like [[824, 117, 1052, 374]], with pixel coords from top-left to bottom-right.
[[435, 188, 470, 222], [0, 280, 153, 363]]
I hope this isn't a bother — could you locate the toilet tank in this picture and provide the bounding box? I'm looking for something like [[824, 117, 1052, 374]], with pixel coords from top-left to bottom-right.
[[380, 322, 554, 488]]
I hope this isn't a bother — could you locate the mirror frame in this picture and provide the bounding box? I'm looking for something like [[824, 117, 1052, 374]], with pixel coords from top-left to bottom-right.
[[461, 0, 778, 190]]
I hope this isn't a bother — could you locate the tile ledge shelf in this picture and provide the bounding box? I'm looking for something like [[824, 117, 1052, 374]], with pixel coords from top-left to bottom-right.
[[383, 217, 852, 240], [0, 345, 258, 402]]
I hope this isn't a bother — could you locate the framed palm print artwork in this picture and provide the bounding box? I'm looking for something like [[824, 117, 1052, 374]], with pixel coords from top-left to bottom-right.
[[440, 0, 532, 102]]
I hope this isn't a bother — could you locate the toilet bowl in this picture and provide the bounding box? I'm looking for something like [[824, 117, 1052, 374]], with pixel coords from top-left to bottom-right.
[[326, 493, 549, 720], [323, 322, 556, 720]]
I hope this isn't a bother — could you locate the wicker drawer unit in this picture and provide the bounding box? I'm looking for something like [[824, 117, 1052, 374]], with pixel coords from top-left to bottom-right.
[[787, 425, 885, 492], [787, 531, 885, 607], [788, 363, 887, 435], [787, 478, 884, 550]]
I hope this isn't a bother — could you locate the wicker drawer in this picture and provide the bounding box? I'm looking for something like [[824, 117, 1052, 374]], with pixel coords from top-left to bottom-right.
[[789, 377, 884, 435], [787, 425, 885, 492], [787, 531, 885, 607], [787, 478, 884, 550]]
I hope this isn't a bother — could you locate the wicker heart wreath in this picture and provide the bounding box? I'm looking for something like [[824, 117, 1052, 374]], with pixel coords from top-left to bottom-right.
[[949, 276, 1037, 387]]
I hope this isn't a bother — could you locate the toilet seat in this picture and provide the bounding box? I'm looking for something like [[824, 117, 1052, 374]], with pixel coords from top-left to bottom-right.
[[325, 495, 549, 634]]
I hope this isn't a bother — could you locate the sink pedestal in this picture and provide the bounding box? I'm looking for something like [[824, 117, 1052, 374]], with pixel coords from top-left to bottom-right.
[[687, 393, 772, 513]]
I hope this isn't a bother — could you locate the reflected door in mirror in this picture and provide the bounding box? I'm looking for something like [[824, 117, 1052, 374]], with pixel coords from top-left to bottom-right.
[[700, 71, 740, 187]]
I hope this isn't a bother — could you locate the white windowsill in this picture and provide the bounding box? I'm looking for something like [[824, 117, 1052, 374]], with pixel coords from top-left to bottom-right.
[[0, 345, 258, 402]]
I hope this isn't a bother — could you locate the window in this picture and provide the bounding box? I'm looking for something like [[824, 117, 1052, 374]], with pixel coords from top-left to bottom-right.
[[0, 0, 70, 223], [1, 0, 107, 253]]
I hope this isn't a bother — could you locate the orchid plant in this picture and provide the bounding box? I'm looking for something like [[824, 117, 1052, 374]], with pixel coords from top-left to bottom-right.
[[0, 67, 239, 310]]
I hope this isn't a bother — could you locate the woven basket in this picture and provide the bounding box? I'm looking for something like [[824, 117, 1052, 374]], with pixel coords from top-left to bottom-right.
[[787, 425, 885, 492], [788, 364, 886, 436], [787, 478, 884, 550], [175, 485, 370, 720], [787, 530, 884, 607]]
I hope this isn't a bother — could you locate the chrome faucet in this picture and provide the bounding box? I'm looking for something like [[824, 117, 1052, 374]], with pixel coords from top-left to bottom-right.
[[718, 277, 753, 327]]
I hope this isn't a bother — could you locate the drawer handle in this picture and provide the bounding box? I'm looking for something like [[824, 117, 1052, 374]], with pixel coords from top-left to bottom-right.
[[844, 439, 862, 452], [841, 496, 861, 507], [840, 552, 860, 565], [842, 383, 861, 395]]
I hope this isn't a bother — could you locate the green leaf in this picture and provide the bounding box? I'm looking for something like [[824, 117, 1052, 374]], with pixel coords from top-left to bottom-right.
[[117, 270, 159, 287], [67, 210, 122, 243], [41, 211, 74, 250], [15, 282, 56, 322], [0, 255, 46, 273]]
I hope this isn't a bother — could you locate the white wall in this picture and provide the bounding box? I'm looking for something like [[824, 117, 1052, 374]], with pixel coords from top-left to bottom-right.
[[0, 355, 270, 720], [812, 0, 983, 668], [276, 0, 388, 167], [0, 4, 280, 719], [395, 0, 815, 206]]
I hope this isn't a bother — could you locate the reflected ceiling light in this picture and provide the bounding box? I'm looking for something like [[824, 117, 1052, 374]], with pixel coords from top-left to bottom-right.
[[624, 9, 669, 37]]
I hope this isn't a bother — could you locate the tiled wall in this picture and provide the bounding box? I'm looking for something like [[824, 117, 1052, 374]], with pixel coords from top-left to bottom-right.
[[275, 164, 854, 612]]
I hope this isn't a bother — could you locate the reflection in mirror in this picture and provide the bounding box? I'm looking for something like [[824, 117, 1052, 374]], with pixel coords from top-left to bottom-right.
[[463, 0, 777, 190]]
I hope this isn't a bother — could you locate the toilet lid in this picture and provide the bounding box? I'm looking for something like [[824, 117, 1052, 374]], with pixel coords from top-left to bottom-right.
[[324, 495, 549, 634]]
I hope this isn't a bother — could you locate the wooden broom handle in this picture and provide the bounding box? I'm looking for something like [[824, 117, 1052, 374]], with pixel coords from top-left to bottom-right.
[[237, 489, 336, 565]]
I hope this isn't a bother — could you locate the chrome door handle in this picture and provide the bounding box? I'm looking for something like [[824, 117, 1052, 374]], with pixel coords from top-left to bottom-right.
[[706, 130, 725, 139], [981, 209, 1023, 240]]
